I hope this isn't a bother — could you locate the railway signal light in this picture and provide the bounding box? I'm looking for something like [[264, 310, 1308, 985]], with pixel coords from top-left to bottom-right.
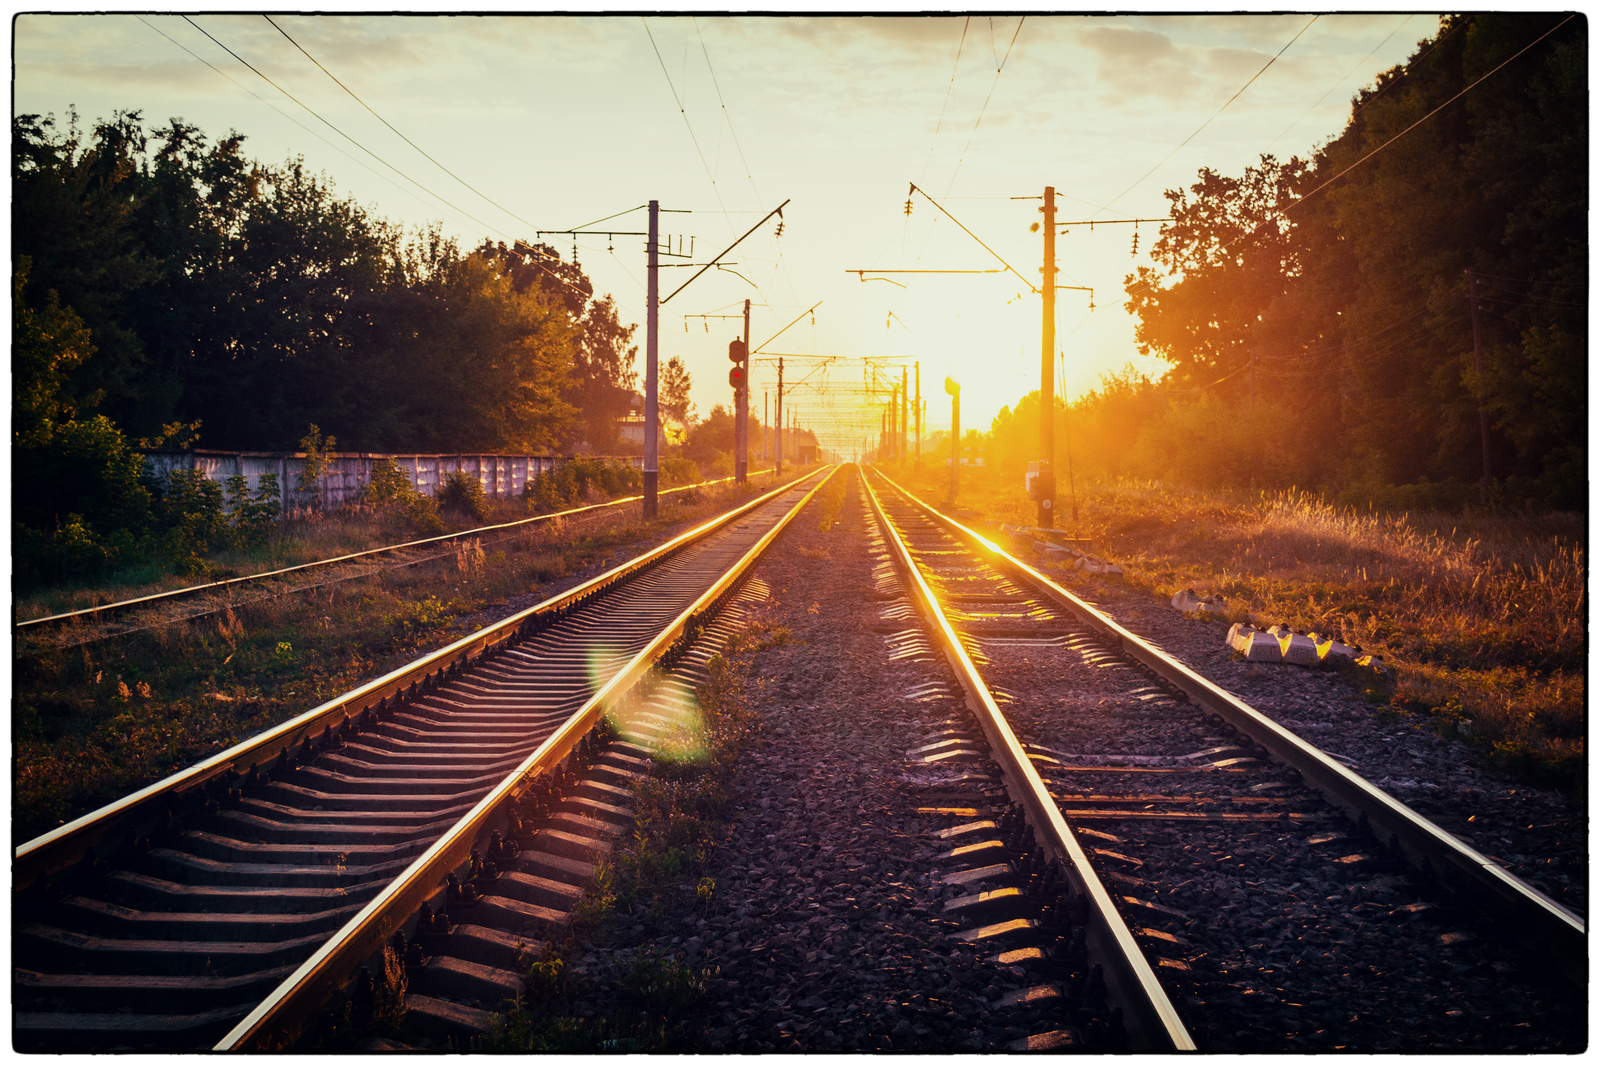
[[728, 338, 748, 363], [729, 365, 746, 389]]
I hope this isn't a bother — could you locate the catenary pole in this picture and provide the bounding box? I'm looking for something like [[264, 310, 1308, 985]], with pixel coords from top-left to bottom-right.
[[738, 299, 750, 485], [1039, 185, 1057, 528], [644, 200, 659, 518]]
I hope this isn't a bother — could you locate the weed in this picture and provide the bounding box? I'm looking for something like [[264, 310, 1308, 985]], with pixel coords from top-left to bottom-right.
[[899, 462, 1586, 799], [438, 470, 488, 521], [621, 946, 713, 1017]]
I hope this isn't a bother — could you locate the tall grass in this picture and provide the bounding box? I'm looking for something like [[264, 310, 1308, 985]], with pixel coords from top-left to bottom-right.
[[13, 476, 772, 840], [894, 461, 1585, 798]]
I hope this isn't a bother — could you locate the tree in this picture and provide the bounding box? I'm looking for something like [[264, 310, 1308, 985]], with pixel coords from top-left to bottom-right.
[[565, 295, 638, 452], [660, 356, 694, 424], [1120, 14, 1586, 505]]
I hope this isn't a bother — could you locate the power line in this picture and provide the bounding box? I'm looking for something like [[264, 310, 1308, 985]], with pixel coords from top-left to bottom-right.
[[641, 17, 735, 234], [1095, 14, 1319, 219], [137, 16, 482, 234], [920, 16, 970, 184], [1266, 14, 1413, 152], [261, 14, 539, 234], [179, 15, 505, 240], [1268, 16, 1577, 229], [693, 17, 761, 206], [943, 15, 1025, 196], [1347, 16, 1464, 125]]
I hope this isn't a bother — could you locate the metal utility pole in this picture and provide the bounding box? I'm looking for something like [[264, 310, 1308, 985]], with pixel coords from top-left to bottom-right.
[[775, 357, 785, 476], [644, 200, 660, 518], [1037, 185, 1057, 528], [763, 390, 769, 462], [737, 299, 751, 485], [914, 362, 922, 466], [900, 367, 909, 461], [945, 377, 961, 501], [1465, 268, 1493, 501]]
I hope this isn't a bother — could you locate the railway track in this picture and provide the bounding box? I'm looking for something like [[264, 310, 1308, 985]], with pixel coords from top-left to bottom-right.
[[860, 467, 1585, 1050], [13, 466, 835, 1051], [15, 468, 769, 641]]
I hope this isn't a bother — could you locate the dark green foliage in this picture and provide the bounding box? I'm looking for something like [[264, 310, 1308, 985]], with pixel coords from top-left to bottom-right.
[[523, 458, 642, 512], [1120, 14, 1586, 509], [12, 108, 640, 587], [437, 470, 488, 521]]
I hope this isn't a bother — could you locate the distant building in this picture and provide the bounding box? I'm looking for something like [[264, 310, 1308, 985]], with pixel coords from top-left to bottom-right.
[[616, 393, 685, 450]]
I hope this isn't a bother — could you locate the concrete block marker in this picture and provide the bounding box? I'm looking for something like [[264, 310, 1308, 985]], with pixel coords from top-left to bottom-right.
[[1227, 623, 1284, 662], [1227, 622, 1369, 670], [1268, 624, 1321, 666]]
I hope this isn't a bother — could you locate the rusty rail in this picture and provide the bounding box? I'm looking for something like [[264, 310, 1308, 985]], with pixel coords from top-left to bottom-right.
[[872, 467, 1586, 987], [14, 468, 818, 896], [214, 463, 840, 1049], [861, 471, 1196, 1051]]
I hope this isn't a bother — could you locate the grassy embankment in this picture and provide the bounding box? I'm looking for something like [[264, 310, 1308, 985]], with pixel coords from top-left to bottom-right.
[[889, 461, 1584, 799], [13, 473, 788, 841]]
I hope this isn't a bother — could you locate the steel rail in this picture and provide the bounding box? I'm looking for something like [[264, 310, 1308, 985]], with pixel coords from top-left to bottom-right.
[[216, 464, 841, 1050], [860, 472, 1195, 1051], [871, 468, 1587, 986], [14, 468, 819, 896], [16, 468, 775, 630]]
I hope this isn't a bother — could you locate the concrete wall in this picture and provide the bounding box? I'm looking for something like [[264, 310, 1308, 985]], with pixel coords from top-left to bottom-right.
[[140, 450, 645, 512]]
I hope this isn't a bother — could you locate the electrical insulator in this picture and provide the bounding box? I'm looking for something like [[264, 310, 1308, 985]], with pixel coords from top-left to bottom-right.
[[904, 198, 913, 217], [729, 366, 745, 389], [728, 338, 748, 363], [1131, 231, 1140, 257], [775, 221, 785, 238]]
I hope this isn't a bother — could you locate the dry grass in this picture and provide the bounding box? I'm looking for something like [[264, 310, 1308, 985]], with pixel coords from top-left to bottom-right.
[[891, 460, 1585, 799], [13, 476, 776, 841]]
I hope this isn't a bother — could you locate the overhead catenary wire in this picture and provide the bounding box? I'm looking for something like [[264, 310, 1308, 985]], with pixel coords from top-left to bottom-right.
[[1094, 14, 1320, 220], [693, 17, 761, 206], [179, 15, 506, 241], [942, 15, 1025, 197], [1225, 14, 1578, 253], [137, 16, 490, 240], [642, 17, 736, 237], [919, 17, 971, 184], [1265, 14, 1413, 152], [261, 15, 539, 235]]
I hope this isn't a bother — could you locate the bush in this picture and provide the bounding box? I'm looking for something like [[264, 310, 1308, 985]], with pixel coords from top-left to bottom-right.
[[658, 456, 699, 487], [363, 458, 416, 507], [438, 470, 488, 521], [523, 459, 642, 513], [225, 473, 282, 546]]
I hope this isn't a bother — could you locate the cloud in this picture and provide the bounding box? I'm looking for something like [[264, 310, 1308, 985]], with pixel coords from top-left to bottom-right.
[[1076, 25, 1200, 102]]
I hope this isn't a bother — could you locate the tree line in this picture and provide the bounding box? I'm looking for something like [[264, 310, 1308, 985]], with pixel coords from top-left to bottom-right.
[[1067, 13, 1584, 510], [12, 108, 650, 582]]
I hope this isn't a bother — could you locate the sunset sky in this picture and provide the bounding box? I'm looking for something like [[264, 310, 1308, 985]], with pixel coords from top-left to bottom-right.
[[14, 11, 1435, 458]]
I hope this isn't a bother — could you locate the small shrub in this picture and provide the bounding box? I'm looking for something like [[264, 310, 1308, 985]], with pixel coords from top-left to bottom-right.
[[225, 473, 282, 545], [620, 947, 711, 1018], [363, 458, 416, 507], [403, 493, 446, 536], [296, 424, 337, 507], [658, 456, 699, 487], [438, 470, 488, 521]]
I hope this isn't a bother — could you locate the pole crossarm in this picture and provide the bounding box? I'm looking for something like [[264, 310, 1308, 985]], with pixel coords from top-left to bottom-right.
[[751, 300, 822, 354], [1055, 217, 1172, 227], [908, 182, 1038, 295], [661, 198, 790, 305]]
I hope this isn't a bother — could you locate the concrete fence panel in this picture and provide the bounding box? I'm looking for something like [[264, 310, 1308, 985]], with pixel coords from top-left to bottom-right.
[[137, 450, 645, 516]]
